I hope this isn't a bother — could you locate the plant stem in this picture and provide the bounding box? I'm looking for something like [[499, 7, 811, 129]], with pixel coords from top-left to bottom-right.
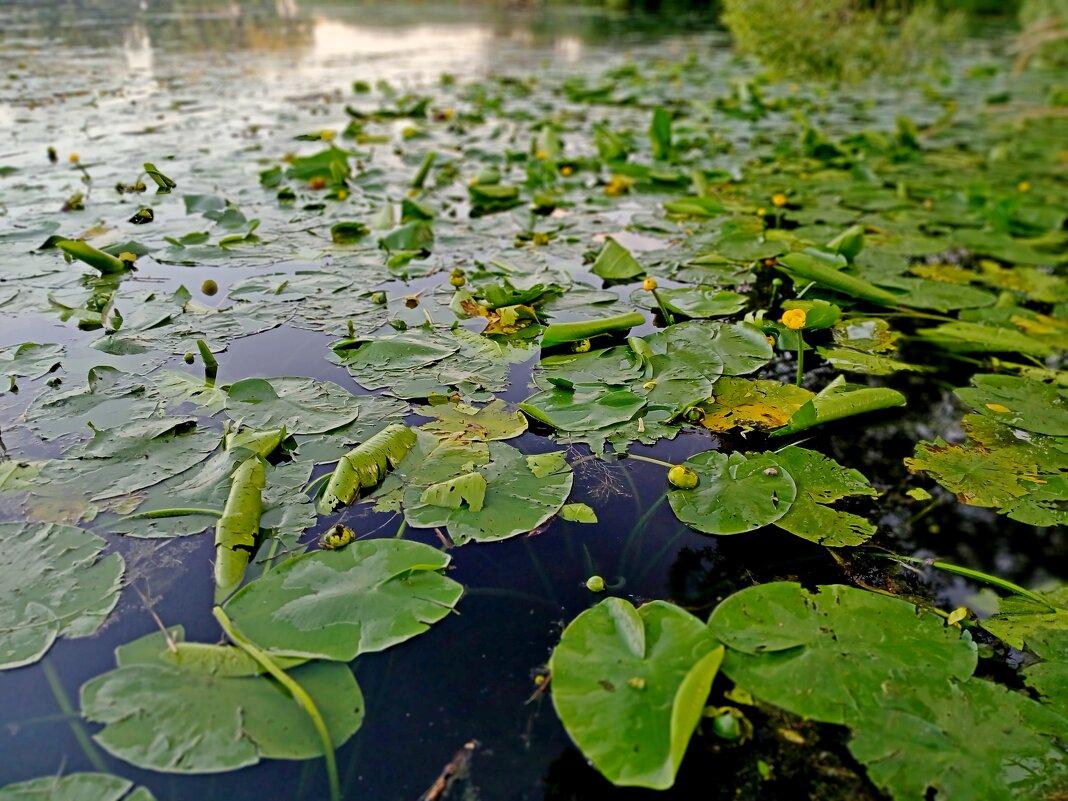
[[213, 607, 341, 801], [795, 337, 804, 387], [623, 453, 674, 469], [43, 660, 109, 773], [650, 288, 675, 325], [867, 553, 1057, 610], [196, 339, 219, 386], [119, 507, 222, 521]]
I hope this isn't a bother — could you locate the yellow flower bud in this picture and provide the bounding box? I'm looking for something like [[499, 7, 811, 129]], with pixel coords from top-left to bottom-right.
[[643, 277, 657, 291], [772, 192, 788, 208], [781, 308, 807, 330]]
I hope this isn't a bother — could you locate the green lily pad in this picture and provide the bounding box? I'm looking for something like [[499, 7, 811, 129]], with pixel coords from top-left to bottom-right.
[[708, 582, 977, 724], [419, 399, 528, 442], [773, 446, 878, 546], [956, 374, 1068, 436], [668, 451, 797, 535], [520, 386, 646, 432], [0, 522, 124, 670], [223, 539, 462, 660], [591, 237, 644, 280], [81, 629, 363, 773], [0, 773, 156, 801], [224, 377, 361, 434], [550, 598, 723, 790], [403, 442, 574, 544]]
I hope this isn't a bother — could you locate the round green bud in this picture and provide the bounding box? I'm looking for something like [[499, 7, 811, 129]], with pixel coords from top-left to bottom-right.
[[667, 465, 699, 490]]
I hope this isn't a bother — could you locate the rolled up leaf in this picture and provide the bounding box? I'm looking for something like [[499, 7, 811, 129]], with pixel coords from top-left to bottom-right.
[[317, 424, 416, 514], [215, 457, 266, 598], [57, 239, 127, 275], [777, 251, 900, 307], [771, 377, 906, 437], [542, 312, 646, 348]]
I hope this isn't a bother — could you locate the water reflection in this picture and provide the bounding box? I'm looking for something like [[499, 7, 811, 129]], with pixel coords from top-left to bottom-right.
[[1, 0, 718, 66]]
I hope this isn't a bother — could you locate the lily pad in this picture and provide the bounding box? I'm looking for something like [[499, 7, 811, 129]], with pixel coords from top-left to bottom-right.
[[0, 523, 124, 670], [402, 442, 574, 544], [224, 377, 361, 434], [550, 598, 723, 789], [668, 451, 797, 535], [773, 447, 878, 546], [956, 374, 1068, 436], [81, 628, 363, 773], [0, 773, 156, 801], [223, 539, 462, 660], [707, 582, 977, 724]]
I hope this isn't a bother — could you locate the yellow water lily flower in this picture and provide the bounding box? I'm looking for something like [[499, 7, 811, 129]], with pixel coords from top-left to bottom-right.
[[781, 308, 807, 330], [772, 192, 788, 207]]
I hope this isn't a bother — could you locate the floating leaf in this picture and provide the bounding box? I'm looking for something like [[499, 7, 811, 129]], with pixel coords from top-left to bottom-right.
[[418, 399, 527, 442], [224, 377, 361, 434], [0, 773, 156, 801], [224, 540, 462, 660], [698, 377, 814, 432], [773, 447, 878, 546], [668, 451, 797, 535], [81, 629, 363, 773], [956, 374, 1068, 436], [550, 598, 722, 789], [402, 442, 573, 544], [560, 502, 598, 523], [0, 523, 123, 670], [708, 583, 978, 724]]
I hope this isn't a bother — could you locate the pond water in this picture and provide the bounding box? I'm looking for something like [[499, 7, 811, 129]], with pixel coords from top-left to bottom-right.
[[1, 2, 1066, 800]]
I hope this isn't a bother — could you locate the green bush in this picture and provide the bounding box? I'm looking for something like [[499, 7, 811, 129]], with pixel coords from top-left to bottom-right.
[[721, 0, 963, 81], [1018, 0, 1068, 66]]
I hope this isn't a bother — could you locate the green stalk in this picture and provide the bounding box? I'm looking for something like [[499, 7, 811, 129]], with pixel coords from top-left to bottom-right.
[[57, 240, 127, 275], [213, 607, 340, 801], [43, 660, 109, 773], [119, 507, 222, 521], [411, 150, 436, 189], [867, 553, 1056, 610], [795, 335, 805, 387], [196, 339, 218, 386], [649, 288, 675, 325], [623, 453, 674, 469]]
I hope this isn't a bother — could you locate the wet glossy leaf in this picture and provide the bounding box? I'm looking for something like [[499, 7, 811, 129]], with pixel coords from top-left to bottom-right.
[[224, 377, 361, 434], [0, 523, 124, 670], [773, 447, 878, 546], [591, 238, 644, 280], [0, 773, 156, 801], [550, 598, 723, 789], [224, 539, 462, 660], [81, 629, 363, 773], [418, 399, 527, 442], [668, 451, 797, 535], [708, 582, 977, 724], [955, 374, 1068, 436], [402, 441, 573, 544], [698, 377, 814, 432]]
